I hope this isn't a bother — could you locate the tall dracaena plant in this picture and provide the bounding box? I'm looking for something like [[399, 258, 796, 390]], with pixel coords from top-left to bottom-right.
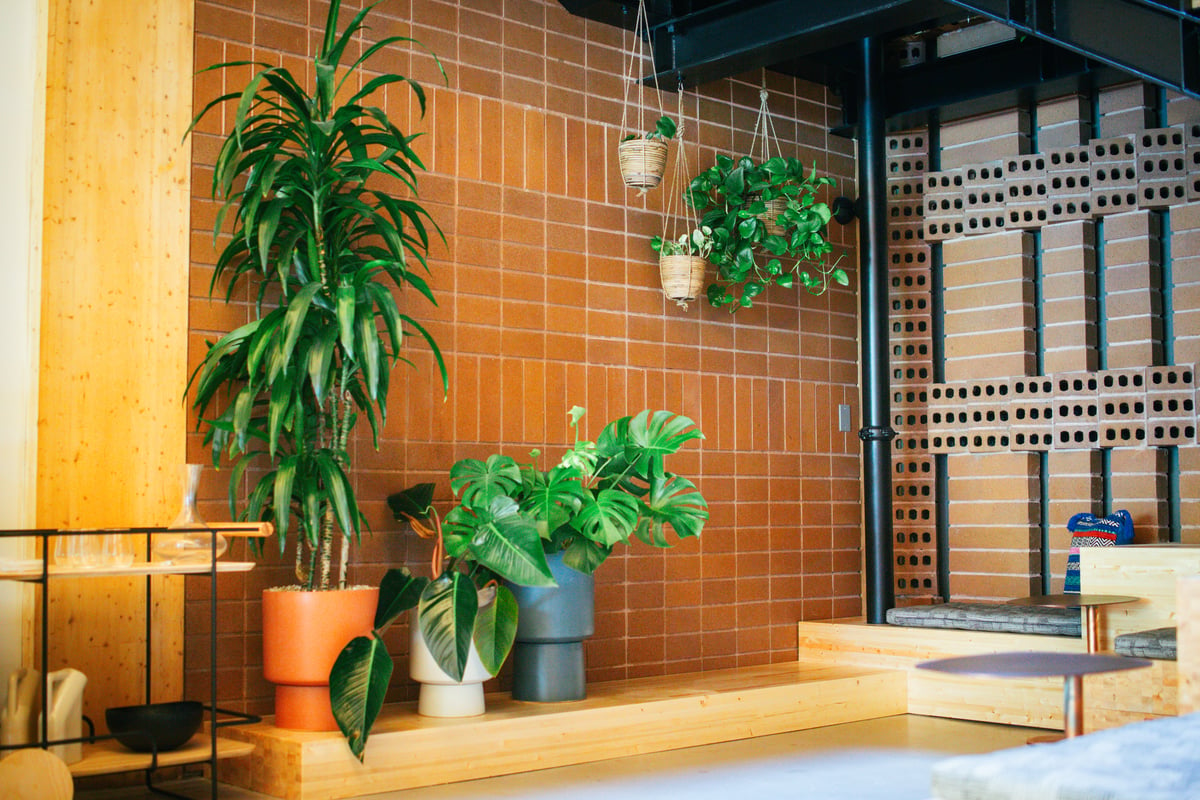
[[186, 0, 448, 590]]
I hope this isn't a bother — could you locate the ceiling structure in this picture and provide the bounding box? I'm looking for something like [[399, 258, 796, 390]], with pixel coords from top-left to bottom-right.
[[559, 0, 1200, 132]]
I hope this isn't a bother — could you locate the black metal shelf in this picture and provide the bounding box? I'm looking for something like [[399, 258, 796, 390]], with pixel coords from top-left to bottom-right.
[[0, 527, 264, 800]]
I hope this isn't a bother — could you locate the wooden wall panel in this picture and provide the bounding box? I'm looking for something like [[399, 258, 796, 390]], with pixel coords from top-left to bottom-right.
[[38, 0, 193, 721]]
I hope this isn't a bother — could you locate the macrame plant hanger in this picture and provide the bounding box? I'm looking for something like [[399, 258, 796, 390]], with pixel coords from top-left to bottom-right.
[[747, 74, 789, 235], [657, 85, 706, 309], [617, 0, 669, 192]]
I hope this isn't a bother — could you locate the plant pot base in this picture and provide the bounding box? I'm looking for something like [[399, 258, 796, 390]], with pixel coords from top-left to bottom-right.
[[511, 641, 586, 702], [417, 683, 485, 717], [273, 685, 338, 731]]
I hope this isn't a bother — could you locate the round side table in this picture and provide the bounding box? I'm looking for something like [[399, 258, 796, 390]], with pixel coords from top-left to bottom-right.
[[918, 650, 1150, 739], [1006, 594, 1138, 652]]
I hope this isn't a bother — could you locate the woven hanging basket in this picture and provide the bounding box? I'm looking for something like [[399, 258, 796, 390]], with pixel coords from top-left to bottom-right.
[[618, 139, 668, 190], [658, 254, 706, 305], [757, 194, 788, 237]]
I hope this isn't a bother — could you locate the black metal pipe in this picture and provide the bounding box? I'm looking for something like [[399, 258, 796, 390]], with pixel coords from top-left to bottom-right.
[[857, 36, 895, 623]]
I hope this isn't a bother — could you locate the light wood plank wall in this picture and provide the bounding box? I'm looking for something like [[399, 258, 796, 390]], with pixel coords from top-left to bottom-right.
[[37, 0, 194, 722]]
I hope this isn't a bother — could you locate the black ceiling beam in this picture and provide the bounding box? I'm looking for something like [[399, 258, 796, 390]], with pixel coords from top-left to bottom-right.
[[945, 0, 1200, 100], [643, 0, 952, 89], [556, 0, 637, 29], [833, 37, 1101, 132]]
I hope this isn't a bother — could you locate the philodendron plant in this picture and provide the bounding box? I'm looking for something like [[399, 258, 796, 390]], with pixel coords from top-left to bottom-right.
[[651, 225, 715, 259], [620, 113, 677, 143], [686, 154, 848, 311], [330, 482, 554, 760]]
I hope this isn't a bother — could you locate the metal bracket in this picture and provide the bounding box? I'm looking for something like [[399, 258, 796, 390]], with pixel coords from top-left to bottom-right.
[[858, 425, 898, 442]]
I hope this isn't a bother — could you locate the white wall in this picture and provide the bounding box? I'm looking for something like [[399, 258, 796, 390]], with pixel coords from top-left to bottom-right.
[[0, 0, 45, 688]]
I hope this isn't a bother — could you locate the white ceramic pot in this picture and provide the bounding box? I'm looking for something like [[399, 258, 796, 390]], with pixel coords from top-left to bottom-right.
[[409, 623, 495, 718]]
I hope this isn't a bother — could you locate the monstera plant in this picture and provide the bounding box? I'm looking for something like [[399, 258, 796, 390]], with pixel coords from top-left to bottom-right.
[[434, 408, 709, 574]]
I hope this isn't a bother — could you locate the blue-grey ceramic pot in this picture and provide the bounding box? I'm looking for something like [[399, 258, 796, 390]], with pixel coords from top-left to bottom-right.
[[507, 551, 595, 702]]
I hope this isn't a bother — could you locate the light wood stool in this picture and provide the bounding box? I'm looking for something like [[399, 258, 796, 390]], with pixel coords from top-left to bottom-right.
[[0, 748, 74, 799]]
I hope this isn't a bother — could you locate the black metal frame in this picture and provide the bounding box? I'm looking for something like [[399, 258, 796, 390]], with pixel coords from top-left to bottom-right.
[[0, 527, 259, 800], [857, 37, 898, 623]]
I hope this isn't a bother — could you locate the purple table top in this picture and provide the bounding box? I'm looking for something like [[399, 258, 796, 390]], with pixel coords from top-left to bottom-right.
[[917, 650, 1151, 679], [1005, 594, 1138, 609]]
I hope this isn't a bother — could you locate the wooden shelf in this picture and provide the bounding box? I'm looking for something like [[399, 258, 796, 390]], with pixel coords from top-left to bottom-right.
[[220, 661, 906, 800], [0, 561, 256, 581], [68, 736, 256, 778]]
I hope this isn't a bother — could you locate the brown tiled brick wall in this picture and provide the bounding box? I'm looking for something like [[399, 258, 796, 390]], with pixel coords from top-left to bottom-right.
[[897, 80, 1200, 604], [185, 0, 860, 714]]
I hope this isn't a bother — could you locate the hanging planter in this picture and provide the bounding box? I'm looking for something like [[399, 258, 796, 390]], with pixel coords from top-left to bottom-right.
[[684, 80, 849, 312], [617, 0, 673, 193], [658, 253, 707, 304], [752, 194, 788, 236], [617, 129, 670, 190], [650, 88, 707, 309]]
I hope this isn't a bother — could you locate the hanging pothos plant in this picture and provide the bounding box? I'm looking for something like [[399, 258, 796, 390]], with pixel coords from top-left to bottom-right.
[[686, 154, 848, 311]]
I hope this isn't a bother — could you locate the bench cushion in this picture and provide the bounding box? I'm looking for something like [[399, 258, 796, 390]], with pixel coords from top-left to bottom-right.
[[885, 602, 1081, 637], [931, 712, 1200, 800], [1114, 626, 1177, 660]]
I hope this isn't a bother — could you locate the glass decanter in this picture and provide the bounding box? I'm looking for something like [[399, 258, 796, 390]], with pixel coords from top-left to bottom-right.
[[153, 464, 227, 564]]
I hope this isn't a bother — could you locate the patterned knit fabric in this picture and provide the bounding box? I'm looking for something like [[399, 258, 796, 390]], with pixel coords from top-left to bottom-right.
[[1064, 509, 1134, 593]]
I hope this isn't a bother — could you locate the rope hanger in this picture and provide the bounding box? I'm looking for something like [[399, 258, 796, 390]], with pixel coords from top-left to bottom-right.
[[619, 0, 666, 138]]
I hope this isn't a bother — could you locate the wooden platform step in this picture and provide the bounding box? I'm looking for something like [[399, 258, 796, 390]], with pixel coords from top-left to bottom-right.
[[219, 661, 906, 800], [798, 618, 1176, 732]]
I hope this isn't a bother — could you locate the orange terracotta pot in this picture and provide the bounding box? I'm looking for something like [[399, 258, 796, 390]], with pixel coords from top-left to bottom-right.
[[261, 586, 379, 731]]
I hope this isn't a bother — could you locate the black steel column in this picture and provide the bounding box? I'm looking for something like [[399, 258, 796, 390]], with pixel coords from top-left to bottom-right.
[[858, 36, 895, 623]]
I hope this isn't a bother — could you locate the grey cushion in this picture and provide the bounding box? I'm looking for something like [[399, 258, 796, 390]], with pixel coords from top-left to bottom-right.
[[886, 602, 1081, 637], [931, 712, 1200, 800], [1114, 626, 1177, 660]]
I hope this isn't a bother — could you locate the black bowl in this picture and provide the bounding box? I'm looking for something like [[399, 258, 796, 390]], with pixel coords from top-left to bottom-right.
[[105, 701, 203, 752]]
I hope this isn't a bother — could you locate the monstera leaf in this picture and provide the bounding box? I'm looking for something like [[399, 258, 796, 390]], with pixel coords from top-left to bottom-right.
[[449, 454, 522, 505], [634, 474, 709, 547]]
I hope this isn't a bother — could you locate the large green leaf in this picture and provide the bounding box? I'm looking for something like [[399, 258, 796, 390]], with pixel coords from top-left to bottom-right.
[[449, 455, 522, 505], [560, 534, 612, 575], [623, 410, 705, 479], [374, 567, 427, 630], [386, 483, 436, 525], [329, 632, 393, 762], [574, 488, 641, 547], [450, 496, 555, 587], [418, 573, 477, 682], [634, 474, 709, 547], [519, 465, 587, 534], [472, 584, 518, 676]]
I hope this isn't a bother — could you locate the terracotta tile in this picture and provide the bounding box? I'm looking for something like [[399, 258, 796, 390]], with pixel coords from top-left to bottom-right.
[[627, 635, 665, 664], [547, 86, 587, 121]]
